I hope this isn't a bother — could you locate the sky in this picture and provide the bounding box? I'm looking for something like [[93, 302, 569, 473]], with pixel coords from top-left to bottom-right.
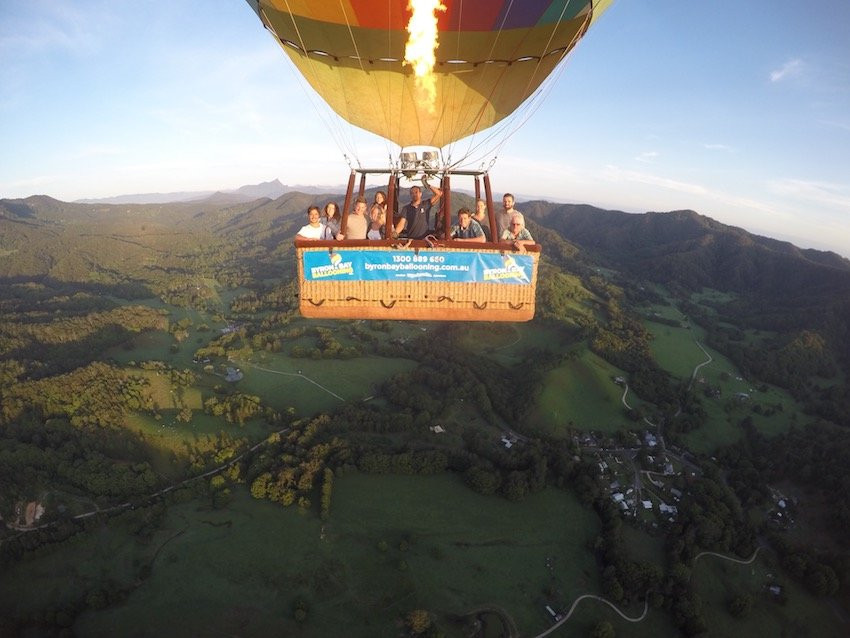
[[2, 1, 850, 256]]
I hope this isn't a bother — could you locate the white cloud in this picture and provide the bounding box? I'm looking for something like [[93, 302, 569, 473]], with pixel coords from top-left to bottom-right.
[[817, 119, 850, 133], [68, 144, 123, 160], [704, 143, 735, 152], [0, 175, 59, 195], [769, 178, 850, 211], [0, 2, 109, 57], [635, 151, 659, 163], [601, 166, 708, 197], [770, 58, 803, 83], [600, 165, 783, 218]]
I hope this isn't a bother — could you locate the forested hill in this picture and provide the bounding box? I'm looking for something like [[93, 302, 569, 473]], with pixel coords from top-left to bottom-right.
[[524, 203, 850, 295], [521, 202, 850, 426]]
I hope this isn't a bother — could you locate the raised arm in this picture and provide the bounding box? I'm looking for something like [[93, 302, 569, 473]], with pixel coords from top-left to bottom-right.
[[423, 178, 442, 205]]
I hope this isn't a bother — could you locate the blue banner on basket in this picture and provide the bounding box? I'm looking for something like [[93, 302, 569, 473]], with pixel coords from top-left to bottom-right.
[[302, 249, 533, 285]]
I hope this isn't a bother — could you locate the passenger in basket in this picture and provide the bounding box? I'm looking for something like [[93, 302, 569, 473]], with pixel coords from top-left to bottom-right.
[[499, 212, 534, 253], [338, 196, 368, 240], [372, 190, 387, 212], [323, 201, 342, 239], [496, 192, 522, 238], [295, 206, 333, 240], [394, 178, 443, 240], [367, 203, 386, 240], [450, 207, 485, 243], [472, 198, 491, 241]]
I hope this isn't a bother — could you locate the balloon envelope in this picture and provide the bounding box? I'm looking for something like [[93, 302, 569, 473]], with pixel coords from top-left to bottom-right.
[[249, 0, 613, 148]]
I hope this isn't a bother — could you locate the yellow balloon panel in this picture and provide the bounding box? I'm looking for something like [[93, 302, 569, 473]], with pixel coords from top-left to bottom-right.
[[256, 1, 604, 147]]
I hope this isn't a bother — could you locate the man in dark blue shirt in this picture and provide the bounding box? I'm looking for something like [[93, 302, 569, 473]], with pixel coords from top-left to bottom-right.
[[394, 178, 443, 239]]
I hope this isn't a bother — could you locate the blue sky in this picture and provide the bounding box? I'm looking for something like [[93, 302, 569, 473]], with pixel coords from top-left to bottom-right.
[[2, 1, 850, 256]]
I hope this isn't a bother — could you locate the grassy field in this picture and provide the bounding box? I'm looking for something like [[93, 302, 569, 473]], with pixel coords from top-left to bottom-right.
[[621, 525, 666, 566], [560, 602, 676, 638], [644, 317, 705, 381], [692, 550, 845, 638], [641, 295, 804, 453], [235, 353, 418, 416], [527, 349, 632, 436], [123, 412, 271, 457], [105, 330, 176, 366], [40, 475, 602, 637], [459, 321, 577, 366], [689, 288, 738, 313], [133, 368, 203, 411]]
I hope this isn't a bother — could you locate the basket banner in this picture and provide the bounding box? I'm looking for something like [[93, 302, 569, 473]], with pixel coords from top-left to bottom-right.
[[302, 249, 533, 285]]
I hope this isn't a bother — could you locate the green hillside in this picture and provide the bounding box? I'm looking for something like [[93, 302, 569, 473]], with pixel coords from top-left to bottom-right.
[[1, 192, 848, 637]]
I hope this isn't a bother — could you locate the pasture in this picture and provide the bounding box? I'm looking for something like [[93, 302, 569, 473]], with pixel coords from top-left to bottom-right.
[[640, 296, 803, 452], [123, 411, 272, 458], [133, 368, 203, 411], [643, 317, 704, 381], [691, 550, 844, 638], [527, 349, 632, 436], [455, 320, 578, 367], [49, 475, 602, 637], [560, 602, 676, 638], [234, 353, 418, 416]]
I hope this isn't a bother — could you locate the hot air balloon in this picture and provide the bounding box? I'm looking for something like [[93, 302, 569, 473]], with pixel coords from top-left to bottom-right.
[[244, 0, 614, 321]]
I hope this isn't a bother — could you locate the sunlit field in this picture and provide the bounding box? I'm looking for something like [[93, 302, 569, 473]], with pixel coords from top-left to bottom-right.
[[528, 349, 632, 436]]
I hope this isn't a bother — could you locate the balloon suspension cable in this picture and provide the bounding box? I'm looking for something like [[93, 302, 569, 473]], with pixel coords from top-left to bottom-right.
[[338, 0, 396, 166], [267, 2, 361, 165], [488, 0, 589, 161], [445, 0, 515, 166], [447, 0, 590, 171]]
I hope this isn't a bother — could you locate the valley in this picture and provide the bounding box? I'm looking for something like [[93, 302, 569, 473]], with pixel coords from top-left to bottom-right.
[[1, 193, 848, 637]]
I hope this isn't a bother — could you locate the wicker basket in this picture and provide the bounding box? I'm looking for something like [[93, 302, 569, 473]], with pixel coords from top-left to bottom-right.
[[296, 243, 538, 321]]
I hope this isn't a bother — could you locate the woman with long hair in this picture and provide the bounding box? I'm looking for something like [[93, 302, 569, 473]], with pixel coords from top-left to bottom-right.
[[323, 201, 341, 239]]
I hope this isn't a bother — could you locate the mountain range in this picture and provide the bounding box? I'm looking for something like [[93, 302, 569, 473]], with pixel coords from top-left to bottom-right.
[[2, 183, 850, 426], [73, 179, 340, 205]]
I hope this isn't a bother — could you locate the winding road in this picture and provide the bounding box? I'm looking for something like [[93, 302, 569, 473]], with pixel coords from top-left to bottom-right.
[[533, 592, 650, 638], [689, 340, 713, 389], [530, 547, 763, 637], [693, 546, 761, 566]]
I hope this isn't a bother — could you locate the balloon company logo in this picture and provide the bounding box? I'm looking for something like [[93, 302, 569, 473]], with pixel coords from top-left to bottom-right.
[[311, 252, 353, 278], [482, 255, 529, 283]]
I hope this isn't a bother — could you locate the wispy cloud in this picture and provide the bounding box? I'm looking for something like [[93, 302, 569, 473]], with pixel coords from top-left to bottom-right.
[[602, 166, 707, 196], [704, 143, 735, 152], [769, 178, 850, 211], [770, 58, 803, 83], [817, 119, 850, 134], [602, 165, 782, 217], [68, 144, 123, 160], [0, 2, 108, 57], [635, 151, 658, 163], [0, 175, 61, 195]]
